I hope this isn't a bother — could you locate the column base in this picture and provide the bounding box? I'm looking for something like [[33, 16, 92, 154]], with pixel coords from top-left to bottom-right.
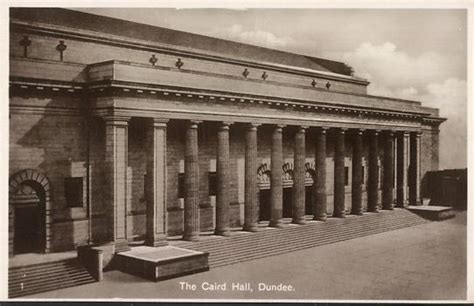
[[292, 217, 307, 225], [243, 224, 259, 232], [367, 208, 379, 213], [382, 206, 394, 210], [145, 235, 168, 247], [269, 220, 285, 228], [183, 233, 200, 242], [214, 229, 231, 236], [114, 240, 131, 253], [332, 212, 346, 218], [313, 215, 327, 221], [351, 210, 363, 216]]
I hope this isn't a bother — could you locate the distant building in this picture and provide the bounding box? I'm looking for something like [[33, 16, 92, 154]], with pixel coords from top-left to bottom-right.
[[9, 8, 445, 255]]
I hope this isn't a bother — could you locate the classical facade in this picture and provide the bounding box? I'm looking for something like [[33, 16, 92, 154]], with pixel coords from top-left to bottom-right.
[[9, 8, 445, 255]]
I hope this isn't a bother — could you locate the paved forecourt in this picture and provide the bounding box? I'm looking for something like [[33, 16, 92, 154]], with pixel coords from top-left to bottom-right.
[[28, 212, 466, 301]]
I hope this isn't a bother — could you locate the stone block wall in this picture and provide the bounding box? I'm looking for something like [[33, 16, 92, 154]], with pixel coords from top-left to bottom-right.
[[9, 95, 90, 252]]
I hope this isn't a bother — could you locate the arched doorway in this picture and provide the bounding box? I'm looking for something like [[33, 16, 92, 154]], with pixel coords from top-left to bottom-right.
[[9, 169, 51, 255]]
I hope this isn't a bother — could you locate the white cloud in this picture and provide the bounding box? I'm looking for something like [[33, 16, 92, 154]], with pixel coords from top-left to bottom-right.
[[327, 42, 459, 96], [213, 24, 290, 49], [326, 42, 466, 169], [418, 78, 467, 169]]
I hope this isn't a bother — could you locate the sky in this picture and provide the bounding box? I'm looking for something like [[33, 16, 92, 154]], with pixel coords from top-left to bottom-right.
[[76, 8, 468, 169]]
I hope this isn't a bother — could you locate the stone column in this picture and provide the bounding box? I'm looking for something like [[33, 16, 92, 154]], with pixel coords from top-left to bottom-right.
[[396, 132, 407, 207], [409, 132, 421, 205], [104, 115, 130, 252], [145, 118, 168, 246], [243, 123, 259, 232], [382, 131, 394, 210], [403, 132, 410, 205], [313, 127, 328, 221], [351, 129, 363, 215], [333, 128, 346, 218], [292, 126, 307, 224], [270, 124, 284, 228], [367, 130, 380, 212], [416, 132, 422, 202], [183, 120, 200, 241], [215, 122, 231, 236]]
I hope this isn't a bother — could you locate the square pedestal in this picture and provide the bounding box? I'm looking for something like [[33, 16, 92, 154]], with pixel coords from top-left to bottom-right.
[[115, 246, 209, 281], [407, 205, 455, 221]]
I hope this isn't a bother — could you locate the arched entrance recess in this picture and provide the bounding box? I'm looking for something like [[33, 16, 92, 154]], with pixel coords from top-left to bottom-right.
[[9, 169, 51, 255]]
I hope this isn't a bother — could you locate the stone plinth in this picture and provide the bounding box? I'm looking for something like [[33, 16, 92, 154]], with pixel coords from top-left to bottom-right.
[[115, 246, 209, 281], [406, 206, 455, 221]]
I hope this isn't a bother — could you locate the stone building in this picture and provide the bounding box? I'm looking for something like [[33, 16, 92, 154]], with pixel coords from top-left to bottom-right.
[[9, 8, 445, 256]]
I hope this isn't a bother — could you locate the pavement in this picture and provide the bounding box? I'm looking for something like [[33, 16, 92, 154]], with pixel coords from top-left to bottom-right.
[[26, 211, 467, 301]]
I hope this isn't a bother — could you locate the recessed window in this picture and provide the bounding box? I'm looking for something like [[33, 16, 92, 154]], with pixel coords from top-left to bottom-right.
[[178, 173, 185, 198], [64, 177, 83, 207], [344, 167, 349, 186], [208, 172, 217, 196]]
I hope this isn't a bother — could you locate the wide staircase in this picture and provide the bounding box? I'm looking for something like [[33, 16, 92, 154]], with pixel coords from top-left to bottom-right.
[[173, 208, 429, 268], [9, 258, 96, 298]]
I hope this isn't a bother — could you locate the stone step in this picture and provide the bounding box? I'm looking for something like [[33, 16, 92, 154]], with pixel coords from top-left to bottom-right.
[[173, 209, 428, 269], [9, 276, 95, 298], [9, 258, 96, 298], [208, 218, 425, 263], [9, 262, 85, 279], [9, 259, 76, 273], [174, 210, 418, 249], [211, 219, 426, 267], [9, 267, 90, 285], [206, 217, 425, 260], [181, 211, 423, 253]]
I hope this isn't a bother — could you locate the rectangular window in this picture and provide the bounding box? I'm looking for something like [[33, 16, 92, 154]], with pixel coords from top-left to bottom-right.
[[344, 166, 349, 186], [208, 172, 217, 196], [361, 166, 365, 184], [178, 173, 185, 198], [64, 177, 83, 207]]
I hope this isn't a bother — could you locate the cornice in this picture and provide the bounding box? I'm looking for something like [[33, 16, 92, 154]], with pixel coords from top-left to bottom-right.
[[9, 77, 433, 123], [87, 80, 429, 120]]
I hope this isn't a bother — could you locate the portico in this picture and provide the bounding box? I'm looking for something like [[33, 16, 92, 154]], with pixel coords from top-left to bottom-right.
[[93, 92, 426, 246]]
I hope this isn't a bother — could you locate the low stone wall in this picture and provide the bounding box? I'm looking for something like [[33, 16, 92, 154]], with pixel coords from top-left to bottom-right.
[[77, 242, 115, 280]]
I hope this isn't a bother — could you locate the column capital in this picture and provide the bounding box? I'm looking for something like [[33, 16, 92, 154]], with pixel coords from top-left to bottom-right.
[[352, 128, 365, 135], [151, 118, 169, 128], [189, 120, 202, 129], [273, 125, 285, 133], [247, 123, 261, 131], [397, 130, 410, 137], [314, 126, 330, 134], [333, 127, 347, 134], [296, 126, 307, 133], [219, 121, 233, 130], [384, 130, 395, 137], [369, 129, 381, 136], [103, 115, 131, 125]]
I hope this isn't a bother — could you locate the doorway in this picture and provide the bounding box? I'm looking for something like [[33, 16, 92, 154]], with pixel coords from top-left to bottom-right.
[[305, 186, 314, 215], [10, 181, 46, 255], [259, 189, 271, 221], [283, 187, 293, 218], [14, 201, 42, 254]]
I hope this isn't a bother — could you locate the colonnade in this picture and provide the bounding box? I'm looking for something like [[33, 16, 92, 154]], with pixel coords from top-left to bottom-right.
[[103, 117, 421, 246]]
